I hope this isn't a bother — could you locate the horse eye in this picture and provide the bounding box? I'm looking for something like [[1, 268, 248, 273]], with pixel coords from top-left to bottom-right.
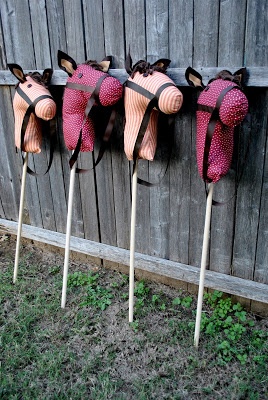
[[27, 84, 32, 88], [78, 73, 83, 78]]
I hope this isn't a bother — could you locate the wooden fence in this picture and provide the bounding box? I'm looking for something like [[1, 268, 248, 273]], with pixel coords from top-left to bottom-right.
[[0, 0, 267, 310]]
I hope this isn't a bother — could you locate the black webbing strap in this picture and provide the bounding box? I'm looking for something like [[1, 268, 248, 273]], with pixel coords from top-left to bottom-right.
[[67, 74, 116, 173], [198, 85, 244, 206], [126, 80, 176, 187], [16, 86, 55, 176]]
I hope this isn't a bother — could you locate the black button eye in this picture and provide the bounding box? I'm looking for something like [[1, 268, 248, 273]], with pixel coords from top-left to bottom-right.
[[78, 73, 83, 78], [27, 84, 32, 88]]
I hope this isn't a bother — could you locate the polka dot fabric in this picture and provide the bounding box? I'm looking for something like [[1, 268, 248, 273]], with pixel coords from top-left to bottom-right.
[[196, 79, 248, 183], [62, 64, 123, 152]]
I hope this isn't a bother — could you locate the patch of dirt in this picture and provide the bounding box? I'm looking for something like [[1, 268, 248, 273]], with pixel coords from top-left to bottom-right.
[[1, 233, 268, 399]]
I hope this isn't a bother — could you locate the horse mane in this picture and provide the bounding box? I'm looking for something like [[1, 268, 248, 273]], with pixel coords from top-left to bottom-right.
[[130, 60, 167, 79], [84, 60, 104, 71], [209, 70, 242, 87], [28, 71, 48, 87]]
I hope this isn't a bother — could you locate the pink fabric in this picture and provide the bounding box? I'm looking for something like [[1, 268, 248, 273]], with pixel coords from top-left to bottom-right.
[[196, 80, 248, 183], [124, 71, 183, 161], [13, 76, 56, 153], [62, 64, 123, 152]]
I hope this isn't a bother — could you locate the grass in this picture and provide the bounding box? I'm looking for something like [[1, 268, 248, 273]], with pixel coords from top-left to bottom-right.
[[0, 237, 268, 399]]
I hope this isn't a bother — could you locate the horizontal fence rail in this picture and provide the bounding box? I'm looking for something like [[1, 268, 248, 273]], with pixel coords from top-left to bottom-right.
[[0, 67, 267, 87]]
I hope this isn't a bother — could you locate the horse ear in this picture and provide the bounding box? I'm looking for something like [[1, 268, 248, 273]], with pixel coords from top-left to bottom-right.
[[185, 67, 205, 88], [42, 68, 53, 85], [7, 63, 27, 83], [57, 50, 77, 77], [152, 58, 171, 71], [99, 56, 112, 72], [125, 50, 133, 75], [233, 67, 247, 86]]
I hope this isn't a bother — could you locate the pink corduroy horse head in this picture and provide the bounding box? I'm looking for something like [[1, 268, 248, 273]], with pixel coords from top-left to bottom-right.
[[8, 64, 56, 153], [124, 55, 183, 161], [58, 50, 123, 154], [185, 67, 248, 183]]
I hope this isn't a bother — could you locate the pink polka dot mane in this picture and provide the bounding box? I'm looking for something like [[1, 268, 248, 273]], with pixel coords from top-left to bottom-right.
[[185, 67, 248, 183]]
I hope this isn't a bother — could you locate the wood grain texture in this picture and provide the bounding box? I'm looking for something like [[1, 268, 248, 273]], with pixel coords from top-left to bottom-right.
[[146, 0, 170, 259], [0, 87, 21, 220], [169, 0, 194, 67], [0, 68, 267, 86], [193, 0, 219, 68], [1, 218, 268, 305], [209, 0, 247, 275], [232, 89, 267, 280], [103, 0, 125, 68], [0, 0, 267, 295]]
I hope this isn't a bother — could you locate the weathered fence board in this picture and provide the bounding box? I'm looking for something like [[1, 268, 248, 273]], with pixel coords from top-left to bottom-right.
[[0, 0, 267, 308], [2, 219, 268, 307], [1, 68, 268, 87], [209, 0, 247, 275]]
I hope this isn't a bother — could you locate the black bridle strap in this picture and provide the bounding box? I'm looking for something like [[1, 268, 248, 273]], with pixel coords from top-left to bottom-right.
[[198, 85, 244, 206], [16, 86, 54, 176], [126, 80, 176, 186], [199, 85, 242, 183], [67, 74, 117, 173], [125, 80, 155, 101], [66, 81, 95, 93]]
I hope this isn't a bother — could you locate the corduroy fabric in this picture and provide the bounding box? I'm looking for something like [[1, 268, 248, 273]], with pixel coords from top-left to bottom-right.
[[124, 71, 183, 161], [62, 64, 123, 152], [196, 80, 248, 183], [13, 76, 56, 153]]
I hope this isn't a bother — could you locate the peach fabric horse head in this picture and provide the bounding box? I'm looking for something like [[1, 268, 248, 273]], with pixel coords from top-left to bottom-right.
[[124, 55, 183, 161], [8, 64, 56, 154]]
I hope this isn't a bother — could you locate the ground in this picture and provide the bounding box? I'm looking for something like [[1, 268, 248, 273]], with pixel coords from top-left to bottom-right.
[[0, 233, 268, 399]]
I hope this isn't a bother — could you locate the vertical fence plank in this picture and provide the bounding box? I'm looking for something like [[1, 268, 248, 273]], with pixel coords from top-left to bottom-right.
[[124, 0, 149, 255], [145, 0, 170, 259], [0, 0, 44, 228], [189, 0, 220, 268], [82, 0, 105, 61], [245, 0, 268, 289], [0, 87, 21, 221], [232, 0, 268, 283], [103, 0, 125, 68], [168, 0, 193, 268], [64, 0, 100, 241], [209, 0, 247, 275], [88, 0, 124, 253], [0, 15, 21, 221], [45, 0, 67, 68]]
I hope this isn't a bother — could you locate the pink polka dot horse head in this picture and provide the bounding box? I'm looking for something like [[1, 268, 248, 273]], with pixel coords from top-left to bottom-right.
[[124, 54, 183, 161], [58, 50, 123, 154], [8, 64, 56, 153], [185, 67, 248, 183]]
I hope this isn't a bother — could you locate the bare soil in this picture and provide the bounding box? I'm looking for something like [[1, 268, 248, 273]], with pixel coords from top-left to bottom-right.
[[1, 233, 268, 400]]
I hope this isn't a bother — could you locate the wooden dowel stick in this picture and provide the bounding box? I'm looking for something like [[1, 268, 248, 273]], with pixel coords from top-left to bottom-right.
[[14, 153, 28, 283], [194, 182, 214, 348], [129, 160, 138, 323], [61, 161, 76, 308]]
